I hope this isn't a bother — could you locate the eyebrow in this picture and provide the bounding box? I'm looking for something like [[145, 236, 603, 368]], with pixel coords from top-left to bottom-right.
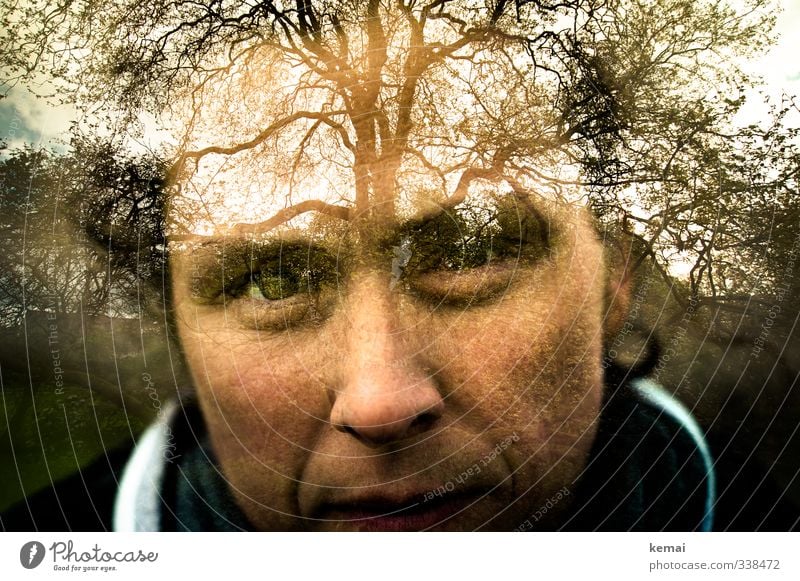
[[181, 236, 340, 273], [399, 193, 552, 240], [177, 236, 342, 302]]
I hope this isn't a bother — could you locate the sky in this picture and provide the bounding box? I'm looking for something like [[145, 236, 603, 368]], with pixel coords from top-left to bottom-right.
[[736, 0, 800, 124], [1, 0, 799, 152]]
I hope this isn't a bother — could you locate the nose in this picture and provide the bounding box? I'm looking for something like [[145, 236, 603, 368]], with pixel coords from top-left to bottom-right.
[[330, 272, 444, 447]]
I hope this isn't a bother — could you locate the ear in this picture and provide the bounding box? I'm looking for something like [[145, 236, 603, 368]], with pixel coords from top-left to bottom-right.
[[603, 227, 635, 342]]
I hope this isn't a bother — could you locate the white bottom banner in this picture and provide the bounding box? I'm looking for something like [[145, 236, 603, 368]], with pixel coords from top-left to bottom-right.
[[1, 533, 796, 580]]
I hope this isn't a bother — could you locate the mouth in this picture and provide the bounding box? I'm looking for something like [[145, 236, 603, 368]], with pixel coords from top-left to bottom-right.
[[315, 490, 487, 531]]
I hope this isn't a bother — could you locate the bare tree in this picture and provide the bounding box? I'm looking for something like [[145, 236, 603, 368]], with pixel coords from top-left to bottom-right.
[[2, 0, 798, 317], [3, 1, 794, 309]]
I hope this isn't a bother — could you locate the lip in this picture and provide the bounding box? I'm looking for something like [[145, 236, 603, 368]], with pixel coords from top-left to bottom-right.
[[314, 490, 487, 531]]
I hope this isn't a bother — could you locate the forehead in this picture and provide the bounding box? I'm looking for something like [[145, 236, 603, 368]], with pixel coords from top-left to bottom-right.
[[167, 155, 587, 236], [165, 23, 587, 238], [168, 186, 590, 252]]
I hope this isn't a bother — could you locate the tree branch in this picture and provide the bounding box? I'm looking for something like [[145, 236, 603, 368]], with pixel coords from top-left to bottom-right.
[[170, 110, 348, 178], [229, 199, 351, 236]]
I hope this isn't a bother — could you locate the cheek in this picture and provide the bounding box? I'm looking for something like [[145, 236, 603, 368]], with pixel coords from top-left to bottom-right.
[[439, 305, 603, 425], [177, 326, 333, 512], [426, 260, 605, 489], [434, 262, 604, 404]]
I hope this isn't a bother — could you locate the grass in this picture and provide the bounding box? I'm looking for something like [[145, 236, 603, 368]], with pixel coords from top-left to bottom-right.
[[0, 369, 148, 512]]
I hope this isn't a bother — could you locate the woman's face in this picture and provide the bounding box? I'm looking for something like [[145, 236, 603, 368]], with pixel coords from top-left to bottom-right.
[[169, 191, 614, 531]]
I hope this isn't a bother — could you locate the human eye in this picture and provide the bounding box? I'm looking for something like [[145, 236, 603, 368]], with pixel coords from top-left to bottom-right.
[[400, 194, 551, 305], [189, 241, 340, 330]]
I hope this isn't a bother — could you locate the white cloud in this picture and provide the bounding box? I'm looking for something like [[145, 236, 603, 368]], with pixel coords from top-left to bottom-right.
[[0, 88, 76, 150]]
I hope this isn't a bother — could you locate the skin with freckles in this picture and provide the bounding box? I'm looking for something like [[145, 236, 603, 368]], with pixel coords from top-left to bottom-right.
[[163, 3, 633, 530], [170, 198, 621, 531]]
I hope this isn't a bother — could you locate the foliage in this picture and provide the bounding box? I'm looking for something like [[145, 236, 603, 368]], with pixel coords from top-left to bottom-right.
[[1, 0, 798, 309], [0, 137, 168, 325]]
